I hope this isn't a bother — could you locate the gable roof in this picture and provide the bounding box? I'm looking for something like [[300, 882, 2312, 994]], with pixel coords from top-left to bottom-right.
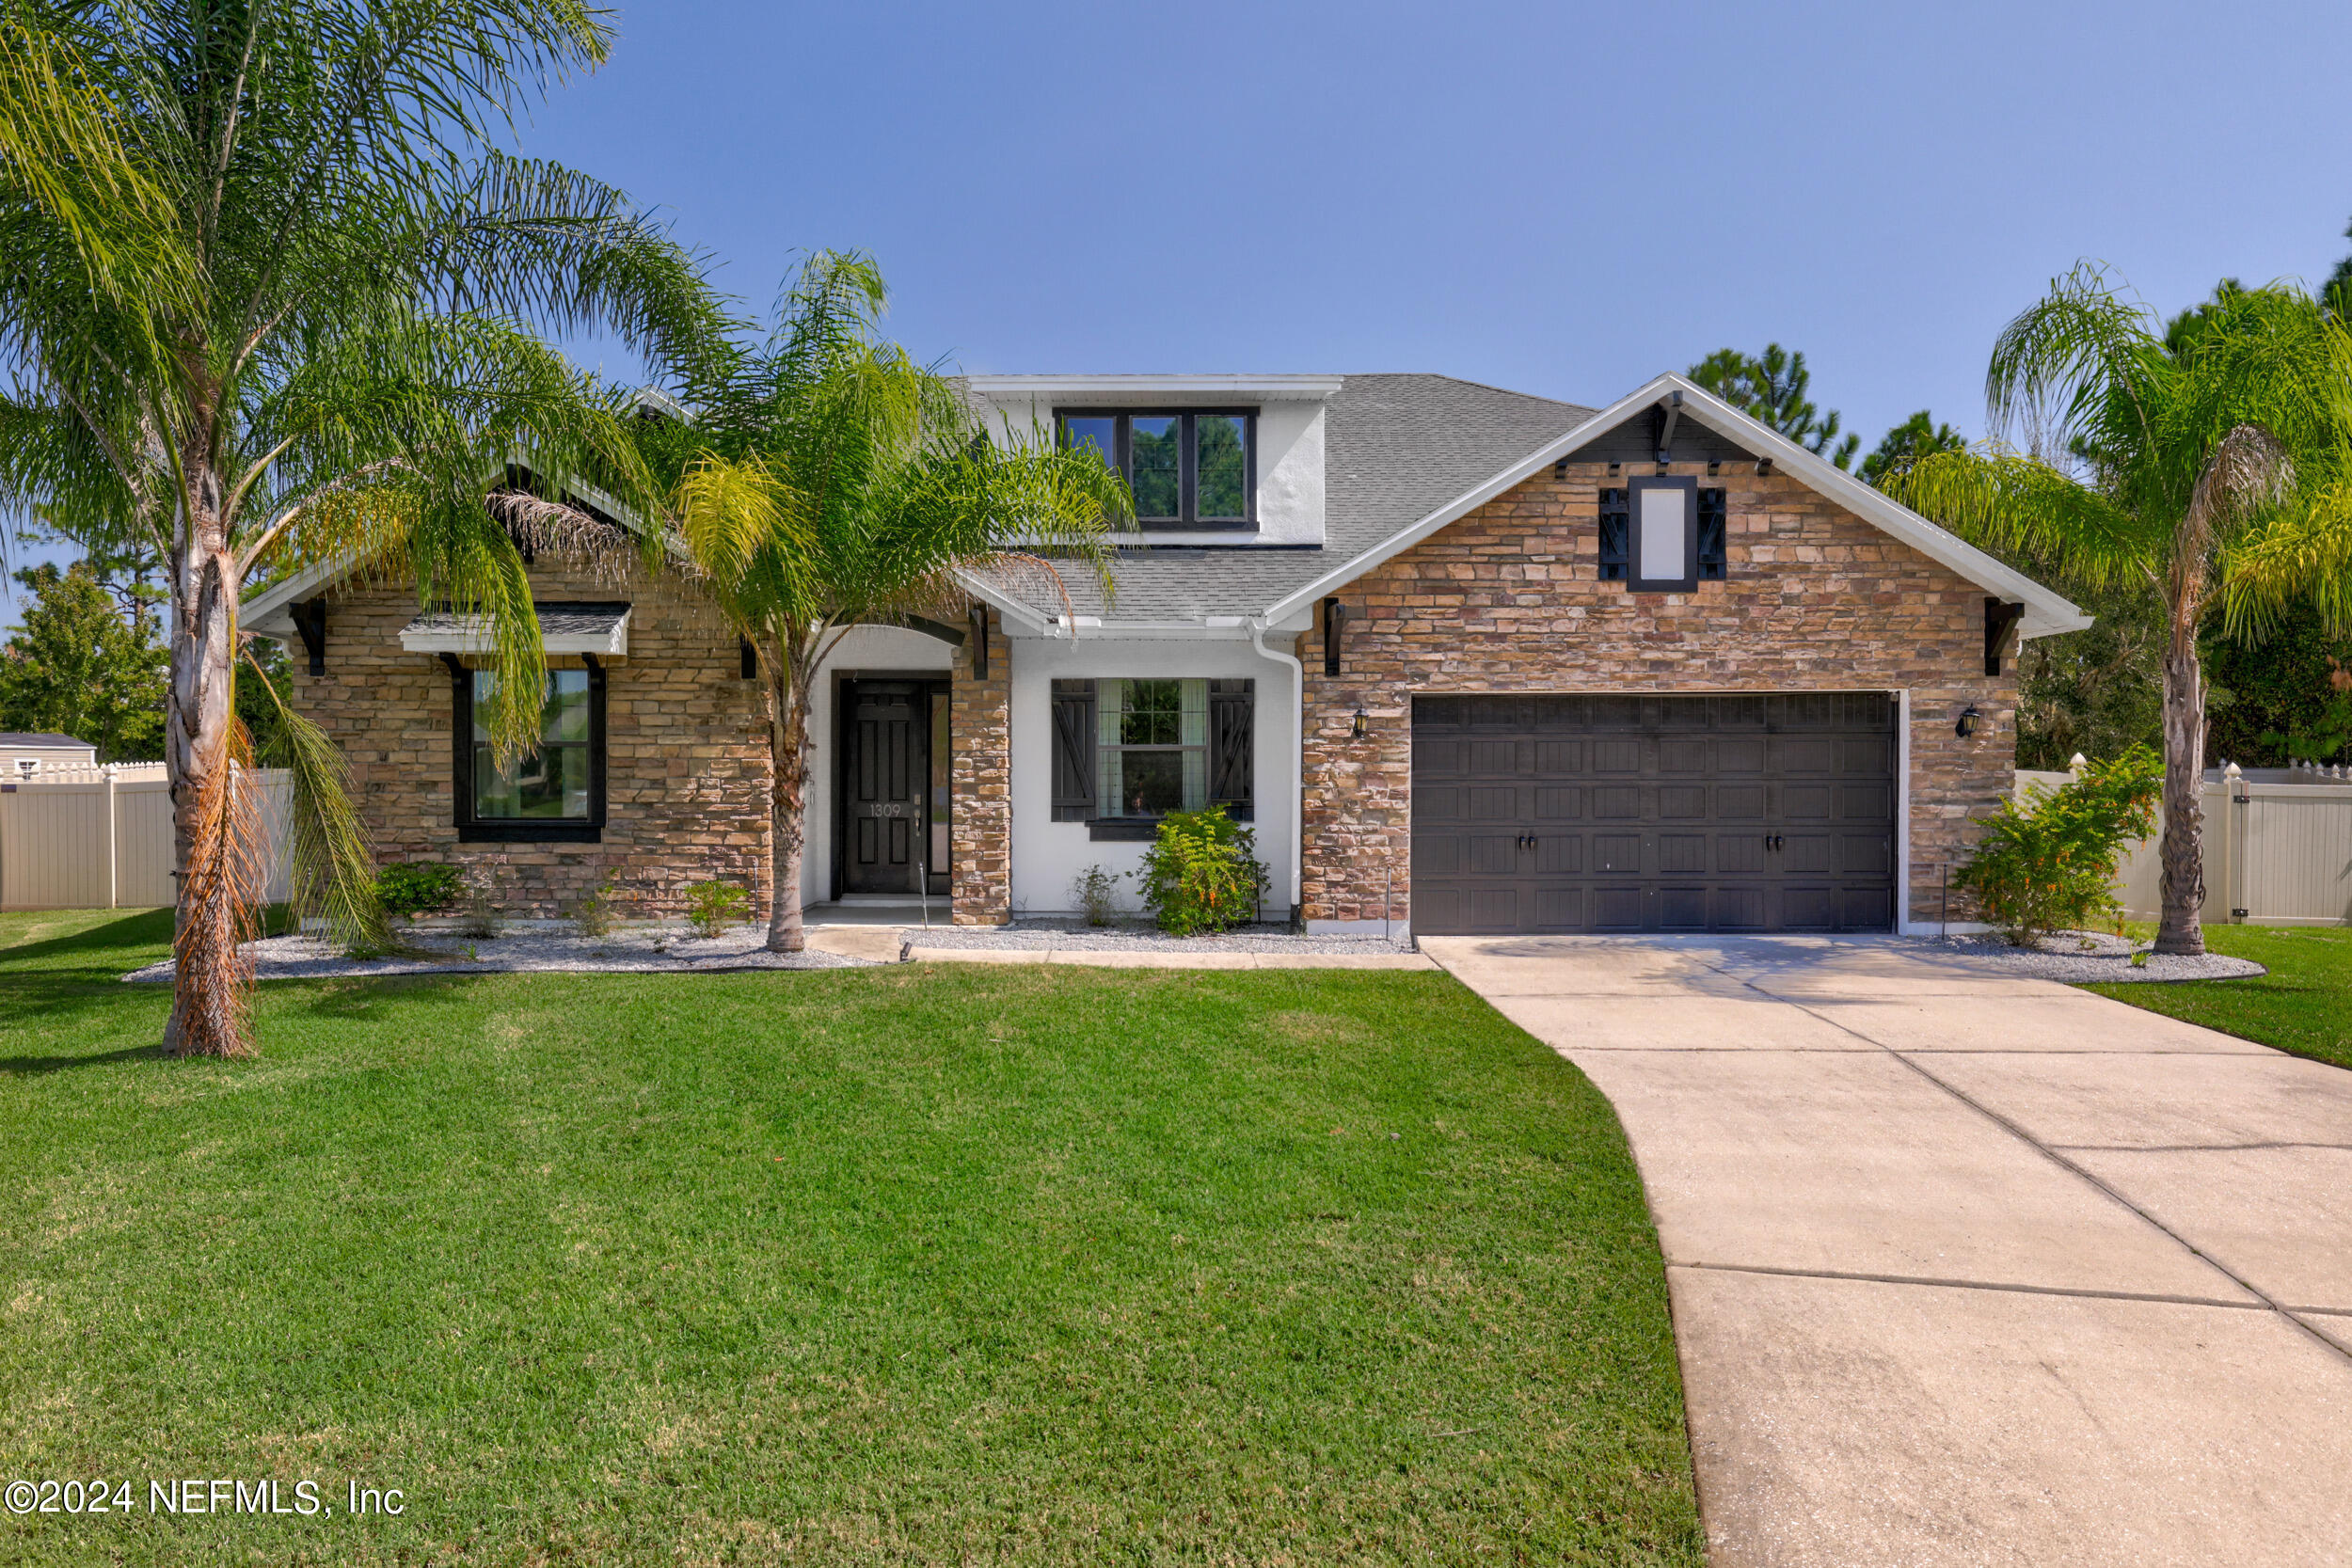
[[1260, 372, 2090, 640], [0, 732, 92, 750]]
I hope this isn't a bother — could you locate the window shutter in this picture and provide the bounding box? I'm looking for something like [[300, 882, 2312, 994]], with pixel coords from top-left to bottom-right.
[[1050, 679, 1097, 821], [1697, 488, 1727, 579], [1209, 679, 1254, 818], [1598, 489, 1629, 580]]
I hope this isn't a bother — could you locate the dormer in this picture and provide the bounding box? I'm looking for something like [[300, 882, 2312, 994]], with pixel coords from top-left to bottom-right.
[[961, 375, 1342, 546]]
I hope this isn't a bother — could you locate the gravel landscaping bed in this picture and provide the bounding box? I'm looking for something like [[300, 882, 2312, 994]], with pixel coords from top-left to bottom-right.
[[903, 918, 1416, 956], [1917, 928, 2266, 983], [123, 927, 873, 983]]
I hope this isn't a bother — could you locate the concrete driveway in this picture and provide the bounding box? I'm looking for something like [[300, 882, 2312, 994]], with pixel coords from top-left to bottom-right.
[[1420, 933, 2352, 1568]]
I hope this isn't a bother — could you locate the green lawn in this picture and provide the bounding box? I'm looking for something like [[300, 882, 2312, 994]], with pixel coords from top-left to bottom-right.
[[0, 910, 1701, 1566], [2081, 923, 2352, 1070]]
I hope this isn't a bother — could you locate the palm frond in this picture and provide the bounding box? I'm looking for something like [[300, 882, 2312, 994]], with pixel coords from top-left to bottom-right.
[[244, 646, 392, 955], [1883, 445, 2158, 590], [2219, 474, 2352, 640]]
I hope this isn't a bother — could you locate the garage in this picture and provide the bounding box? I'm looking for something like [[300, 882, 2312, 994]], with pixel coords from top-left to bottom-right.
[[1410, 693, 1897, 935]]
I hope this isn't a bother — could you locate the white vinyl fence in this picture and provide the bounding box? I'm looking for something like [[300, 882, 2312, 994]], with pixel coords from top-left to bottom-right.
[[2017, 767, 2352, 927], [0, 764, 292, 911]]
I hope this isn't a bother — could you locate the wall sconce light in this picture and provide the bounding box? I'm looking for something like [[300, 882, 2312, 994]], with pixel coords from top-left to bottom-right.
[[1352, 707, 1368, 739], [1954, 705, 1984, 738]]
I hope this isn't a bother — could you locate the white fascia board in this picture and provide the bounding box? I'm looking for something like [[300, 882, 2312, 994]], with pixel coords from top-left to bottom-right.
[[951, 569, 1056, 636], [398, 610, 630, 658], [244, 552, 369, 639], [962, 374, 1344, 402], [1261, 372, 2091, 639]]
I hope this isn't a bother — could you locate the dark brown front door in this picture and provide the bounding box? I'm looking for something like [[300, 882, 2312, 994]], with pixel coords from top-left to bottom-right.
[[1410, 693, 1897, 935], [843, 680, 927, 895]]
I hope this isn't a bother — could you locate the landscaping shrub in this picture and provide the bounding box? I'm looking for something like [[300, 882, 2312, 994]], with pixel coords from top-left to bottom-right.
[[1957, 746, 2162, 943], [573, 878, 620, 939], [457, 876, 504, 940], [374, 862, 464, 921], [1070, 863, 1121, 926], [1133, 806, 1267, 936], [684, 879, 750, 937]]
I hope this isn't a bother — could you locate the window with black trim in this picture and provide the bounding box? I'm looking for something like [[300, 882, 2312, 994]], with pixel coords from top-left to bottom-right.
[[1057, 410, 1256, 528], [1049, 677, 1252, 838], [1604, 480, 1727, 592], [453, 663, 606, 842]]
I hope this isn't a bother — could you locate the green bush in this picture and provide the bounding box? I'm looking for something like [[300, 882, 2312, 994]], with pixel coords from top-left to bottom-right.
[[684, 879, 751, 938], [1958, 746, 2162, 944], [374, 862, 464, 920], [573, 878, 620, 940], [1132, 807, 1268, 937]]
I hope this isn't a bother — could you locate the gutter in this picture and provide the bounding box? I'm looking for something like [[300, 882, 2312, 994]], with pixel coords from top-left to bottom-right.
[[1248, 618, 1304, 922]]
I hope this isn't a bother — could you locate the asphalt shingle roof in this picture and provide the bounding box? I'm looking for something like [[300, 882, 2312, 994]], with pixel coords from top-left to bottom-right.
[[994, 374, 1594, 623], [0, 732, 91, 748]]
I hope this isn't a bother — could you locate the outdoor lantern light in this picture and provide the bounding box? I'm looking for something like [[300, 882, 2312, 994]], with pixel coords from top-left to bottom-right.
[[1352, 706, 1368, 739], [1955, 705, 1984, 738]]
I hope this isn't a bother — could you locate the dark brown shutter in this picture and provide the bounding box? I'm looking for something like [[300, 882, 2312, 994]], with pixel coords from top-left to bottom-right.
[[1209, 678, 1254, 818], [1051, 679, 1096, 821]]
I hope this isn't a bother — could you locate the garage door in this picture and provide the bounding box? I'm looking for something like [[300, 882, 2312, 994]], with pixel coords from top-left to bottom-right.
[[1411, 693, 1896, 935]]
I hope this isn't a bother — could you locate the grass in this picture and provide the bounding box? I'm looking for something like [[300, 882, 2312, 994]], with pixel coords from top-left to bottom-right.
[[2080, 922, 2352, 1071], [0, 909, 1701, 1566]]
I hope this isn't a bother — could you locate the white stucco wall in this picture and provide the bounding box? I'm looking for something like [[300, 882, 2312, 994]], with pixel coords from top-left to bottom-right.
[[1005, 629, 1298, 920], [969, 385, 1330, 546], [801, 625, 959, 907]]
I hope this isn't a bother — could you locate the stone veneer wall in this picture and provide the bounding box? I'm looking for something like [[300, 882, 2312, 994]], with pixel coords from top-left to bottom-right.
[[1299, 462, 2019, 927], [289, 561, 771, 922], [949, 608, 1011, 925]]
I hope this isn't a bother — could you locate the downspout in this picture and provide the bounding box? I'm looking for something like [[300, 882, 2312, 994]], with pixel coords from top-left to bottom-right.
[[1248, 618, 1305, 923]]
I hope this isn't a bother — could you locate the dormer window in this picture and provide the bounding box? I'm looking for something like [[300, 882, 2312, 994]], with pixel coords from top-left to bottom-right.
[[1057, 410, 1256, 529]]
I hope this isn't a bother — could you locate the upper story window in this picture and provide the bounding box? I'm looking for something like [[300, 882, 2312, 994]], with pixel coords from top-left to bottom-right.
[[1599, 483, 1726, 590], [1057, 410, 1256, 528]]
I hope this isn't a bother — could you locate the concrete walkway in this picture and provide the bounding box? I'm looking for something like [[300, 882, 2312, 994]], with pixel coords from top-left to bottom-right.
[[1420, 933, 2352, 1568]]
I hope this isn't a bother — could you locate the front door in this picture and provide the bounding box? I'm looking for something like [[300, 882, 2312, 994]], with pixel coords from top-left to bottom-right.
[[842, 680, 928, 895]]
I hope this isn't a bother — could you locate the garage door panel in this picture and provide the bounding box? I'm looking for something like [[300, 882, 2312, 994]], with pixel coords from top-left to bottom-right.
[[1534, 887, 1584, 929], [1465, 835, 1518, 876], [1536, 836, 1582, 874], [1594, 833, 1644, 873], [1414, 834, 1459, 876], [1593, 785, 1643, 819], [1593, 887, 1645, 928], [1658, 888, 1708, 928], [1593, 737, 1642, 771], [1660, 784, 1708, 818], [1660, 834, 1707, 874], [1535, 785, 1582, 819], [1411, 692, 1895, 936], [1716, 784, 1767, 818]]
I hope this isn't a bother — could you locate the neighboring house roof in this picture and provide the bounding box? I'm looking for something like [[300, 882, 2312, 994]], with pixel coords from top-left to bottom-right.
[[0, 732, 92, 749]]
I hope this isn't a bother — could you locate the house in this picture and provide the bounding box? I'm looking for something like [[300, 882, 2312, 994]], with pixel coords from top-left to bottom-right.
[[0, 732, 98, 780], [245, 371, 2085, 937]]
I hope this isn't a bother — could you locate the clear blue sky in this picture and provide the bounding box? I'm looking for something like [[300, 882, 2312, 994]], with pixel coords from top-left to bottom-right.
[[11, 0, 2352, 608]]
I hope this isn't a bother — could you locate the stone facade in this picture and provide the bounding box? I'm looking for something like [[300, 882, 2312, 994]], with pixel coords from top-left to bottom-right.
[[1298, 463, 2017, 927], [291, 561, 771, 922], [949, 610, 1011, 925]]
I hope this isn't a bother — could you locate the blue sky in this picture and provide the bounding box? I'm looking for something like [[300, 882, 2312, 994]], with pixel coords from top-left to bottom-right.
[[11, 0, 2352, 609]]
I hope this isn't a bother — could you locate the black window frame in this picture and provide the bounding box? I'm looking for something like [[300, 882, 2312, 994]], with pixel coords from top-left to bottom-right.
[[1625, 475, 1700, 594], [449, 654, 607, 843], [1697, 486, 1728, 579], [1055, 408, 1258, 530], [1049, 676, 1254, 840]]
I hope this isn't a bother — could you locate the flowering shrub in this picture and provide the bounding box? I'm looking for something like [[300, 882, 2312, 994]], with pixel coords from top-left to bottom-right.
[[1957, 746, 2162, 943], [1133, 806, 1268, 936]]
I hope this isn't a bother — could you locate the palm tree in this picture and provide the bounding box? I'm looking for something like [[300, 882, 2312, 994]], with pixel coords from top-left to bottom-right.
[[651, 253, 1132, 953], [0, 3, 717, 1054], [1885, 266, 2352, 955]]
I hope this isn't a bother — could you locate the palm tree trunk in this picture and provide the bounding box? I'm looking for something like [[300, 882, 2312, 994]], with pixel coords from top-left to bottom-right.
[[162, 444, 251, 1055], [764, 633, 812, 954], [2153, 623, 2208, 957]]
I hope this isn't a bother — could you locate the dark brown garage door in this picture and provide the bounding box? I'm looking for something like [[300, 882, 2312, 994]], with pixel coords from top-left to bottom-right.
[[1411, 693, 1896, 935]]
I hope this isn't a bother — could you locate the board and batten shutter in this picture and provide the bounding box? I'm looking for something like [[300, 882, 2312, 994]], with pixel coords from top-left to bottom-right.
[[1050, 679, 1097, 821], [1208, 678, 1254, 817]]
